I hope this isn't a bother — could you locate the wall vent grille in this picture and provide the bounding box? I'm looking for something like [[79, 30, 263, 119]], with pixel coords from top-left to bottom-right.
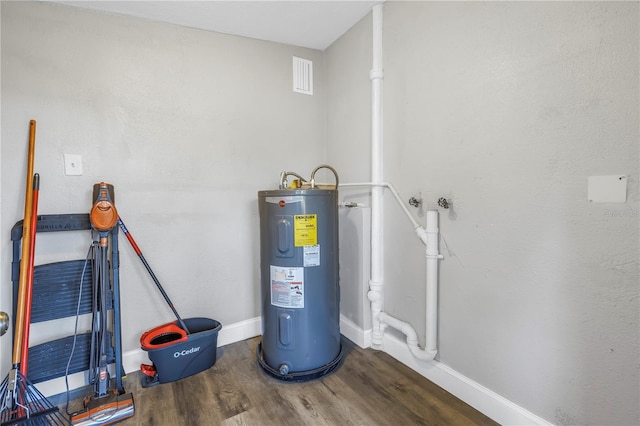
[[293, 56, 313, 95]]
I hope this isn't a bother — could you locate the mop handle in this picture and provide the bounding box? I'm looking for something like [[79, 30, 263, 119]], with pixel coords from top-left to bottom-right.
[[20, 174, 39, 375], [117, 217, 190, 334]]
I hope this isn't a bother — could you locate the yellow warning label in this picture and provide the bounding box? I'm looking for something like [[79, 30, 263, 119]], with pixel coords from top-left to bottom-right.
[[294, 214, 317, 247]]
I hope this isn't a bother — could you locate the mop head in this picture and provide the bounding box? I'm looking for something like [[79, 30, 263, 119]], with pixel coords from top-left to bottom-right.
[[70, 392, 134, 426]]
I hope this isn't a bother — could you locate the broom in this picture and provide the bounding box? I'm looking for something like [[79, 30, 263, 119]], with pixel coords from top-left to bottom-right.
[[0, 120, 69, 425]]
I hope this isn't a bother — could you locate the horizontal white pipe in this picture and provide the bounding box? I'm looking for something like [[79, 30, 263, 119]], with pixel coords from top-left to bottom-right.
[[339, 182, 421, 231], [338, 201, 366, 208]]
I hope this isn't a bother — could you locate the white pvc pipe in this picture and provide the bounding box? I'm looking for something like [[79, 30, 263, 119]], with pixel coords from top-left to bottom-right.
[[379, 212, 439, 361], [369, 3, 384, 348], [340, 182, 424, 235], [425, 210, 440, 356], [342, 2, 441, 361], [379, 312, 436, 361], [339, 181, 441, 360]]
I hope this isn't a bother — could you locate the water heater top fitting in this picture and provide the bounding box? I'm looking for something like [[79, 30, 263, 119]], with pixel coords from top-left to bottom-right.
[[279, 164, 339, 190]]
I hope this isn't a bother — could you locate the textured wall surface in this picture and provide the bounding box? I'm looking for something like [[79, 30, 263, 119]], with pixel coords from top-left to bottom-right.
[[1, 1, 325, 376], [2, 2, 638, 424], [326, 12, 373, 331], [326, 2, 639, 425]]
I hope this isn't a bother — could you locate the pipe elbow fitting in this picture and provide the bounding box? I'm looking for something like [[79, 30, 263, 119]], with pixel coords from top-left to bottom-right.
[[406, 335, 420, 348], [415, 226, 428, 246], [410, 346, 437, 361]]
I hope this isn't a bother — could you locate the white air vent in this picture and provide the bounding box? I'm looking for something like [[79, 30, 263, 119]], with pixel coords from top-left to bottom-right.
[[293, 56, 313, 95]]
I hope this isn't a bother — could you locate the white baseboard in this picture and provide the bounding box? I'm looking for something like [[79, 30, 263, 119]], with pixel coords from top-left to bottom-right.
[[340, 314, 371, 348], [216, 316, 262, 347], [381, 332, 551, 426]]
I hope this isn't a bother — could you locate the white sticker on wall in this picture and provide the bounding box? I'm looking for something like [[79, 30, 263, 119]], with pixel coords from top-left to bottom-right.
[[270, 266, 304, 308], [587, 175, 627, 203], [303, 245, 320, 267]]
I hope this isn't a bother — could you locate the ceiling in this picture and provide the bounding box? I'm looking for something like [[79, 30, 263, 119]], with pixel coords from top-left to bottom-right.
[[52, 1, 379, 50]]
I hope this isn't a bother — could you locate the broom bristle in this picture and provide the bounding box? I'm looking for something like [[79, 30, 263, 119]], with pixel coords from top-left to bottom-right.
[[0, 369, 69, 425]]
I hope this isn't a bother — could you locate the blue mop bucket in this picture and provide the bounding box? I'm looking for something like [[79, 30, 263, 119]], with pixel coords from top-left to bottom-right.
[[140, 317, 222, 383]]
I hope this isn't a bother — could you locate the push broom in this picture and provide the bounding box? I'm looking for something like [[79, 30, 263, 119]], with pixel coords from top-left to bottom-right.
[[0, 120, 69, 425]]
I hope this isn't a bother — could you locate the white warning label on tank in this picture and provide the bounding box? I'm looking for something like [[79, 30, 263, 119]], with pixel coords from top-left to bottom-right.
[[270, 266, 304, 309], [303, 245, 320, 267]]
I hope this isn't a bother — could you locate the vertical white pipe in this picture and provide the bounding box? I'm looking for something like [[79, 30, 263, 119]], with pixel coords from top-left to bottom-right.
[[369, 3, 385, 348], [378, 210, 439, 361], [360, 3, 440, 360], [425, 211, 440, 354]]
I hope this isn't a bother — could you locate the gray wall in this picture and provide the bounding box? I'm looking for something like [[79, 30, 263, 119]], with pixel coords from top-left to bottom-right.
[[326, 2, 639, 425], [326, 9, 373, 332], [1, 1, 324, 373], [2, 1, 638, 425]]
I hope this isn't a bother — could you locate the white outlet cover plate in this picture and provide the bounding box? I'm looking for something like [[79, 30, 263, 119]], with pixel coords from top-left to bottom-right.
[[588, 175, 627, 203], [64, 154, 83, 176]]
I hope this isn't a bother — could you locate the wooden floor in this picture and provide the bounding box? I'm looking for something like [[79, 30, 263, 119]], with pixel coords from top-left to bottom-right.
[[71, 337, 498, 425]]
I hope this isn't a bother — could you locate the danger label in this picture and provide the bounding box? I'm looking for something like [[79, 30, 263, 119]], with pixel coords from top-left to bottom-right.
[[270, 266, 304, 308], [294, 214, 317, 247]]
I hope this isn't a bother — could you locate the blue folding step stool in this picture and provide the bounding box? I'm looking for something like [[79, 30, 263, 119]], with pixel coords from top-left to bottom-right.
[[10, 213, 126, 395]]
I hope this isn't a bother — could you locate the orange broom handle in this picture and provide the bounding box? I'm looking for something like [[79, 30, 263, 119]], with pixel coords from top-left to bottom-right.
[[20, 173, 39, 375], [12, 120, 36, 366]]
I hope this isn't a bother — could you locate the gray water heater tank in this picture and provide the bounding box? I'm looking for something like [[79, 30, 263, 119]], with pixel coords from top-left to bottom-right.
[[257, 173, 342, 381]]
